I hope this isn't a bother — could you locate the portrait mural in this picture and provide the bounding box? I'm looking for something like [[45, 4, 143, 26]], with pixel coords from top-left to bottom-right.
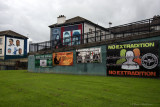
[[6, 37, 24, 55], [51, 28, 61, 47], [61, 24, 82, 46]]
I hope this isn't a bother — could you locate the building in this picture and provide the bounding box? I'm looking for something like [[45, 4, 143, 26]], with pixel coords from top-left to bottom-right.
[[0, 30, 28, 70], [108, 15, 160, 38], [28, 15, 160, 77], [49, 15, 108, 47]]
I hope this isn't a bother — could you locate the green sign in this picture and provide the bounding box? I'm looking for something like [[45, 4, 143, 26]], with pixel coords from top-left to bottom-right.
[[35, 54, 52, 67]]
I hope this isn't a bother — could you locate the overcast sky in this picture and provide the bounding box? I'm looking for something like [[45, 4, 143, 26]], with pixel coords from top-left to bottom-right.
[[0, 0, 160, 42]]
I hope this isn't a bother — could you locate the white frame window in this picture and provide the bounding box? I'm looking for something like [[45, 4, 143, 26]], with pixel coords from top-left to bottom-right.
[[0, 49, 2, 54], [89, 28, 92, 32], [0, 38, 2, 45]]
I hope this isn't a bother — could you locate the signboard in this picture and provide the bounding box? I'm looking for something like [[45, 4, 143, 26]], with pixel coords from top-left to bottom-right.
[[107, 41, 159, 77], [76, 47, 101, 63], [53, 52, 73, 66], [6, 37, 24, 55], [35, 54, 52, 67]]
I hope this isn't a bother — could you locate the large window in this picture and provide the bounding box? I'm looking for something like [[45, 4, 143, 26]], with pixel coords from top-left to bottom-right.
[[0, 49, 2, 54], [89, 28, 92, 32], [0, 38, 2, 44]]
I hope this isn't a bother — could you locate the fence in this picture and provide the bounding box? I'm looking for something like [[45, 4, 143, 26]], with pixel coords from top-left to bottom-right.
[[29, 17, 160, 52]]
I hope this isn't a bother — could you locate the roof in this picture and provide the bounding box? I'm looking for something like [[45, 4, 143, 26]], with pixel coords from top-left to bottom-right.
[[108, 16, 160, 34], [49, 16, 107, 31], [0, 30, 28, 39]]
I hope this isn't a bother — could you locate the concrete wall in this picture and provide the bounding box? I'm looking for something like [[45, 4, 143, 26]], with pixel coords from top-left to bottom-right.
[[28, 45, 107, 76]]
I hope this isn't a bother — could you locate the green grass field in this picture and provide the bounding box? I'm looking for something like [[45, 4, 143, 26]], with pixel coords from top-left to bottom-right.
[[0, 70, 160, 107]]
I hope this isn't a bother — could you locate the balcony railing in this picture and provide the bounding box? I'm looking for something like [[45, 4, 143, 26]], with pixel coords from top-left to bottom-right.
[[29, 16, 160, 52]]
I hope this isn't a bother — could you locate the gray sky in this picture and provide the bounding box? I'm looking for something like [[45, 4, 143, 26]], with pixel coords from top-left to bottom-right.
[[0, 0, 160, 42]]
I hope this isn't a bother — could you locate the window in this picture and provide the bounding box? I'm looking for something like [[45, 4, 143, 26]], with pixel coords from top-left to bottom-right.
[[89, 28, 92, 32], [0, 49, 2, 54], [0, 38, 2, 44]]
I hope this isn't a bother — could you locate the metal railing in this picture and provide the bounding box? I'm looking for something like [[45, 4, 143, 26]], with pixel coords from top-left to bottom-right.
[[29, 16, 160, 52]]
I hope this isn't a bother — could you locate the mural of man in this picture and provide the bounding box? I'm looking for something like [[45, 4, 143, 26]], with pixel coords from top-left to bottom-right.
[[121, 51, 139, 70], [63, 31, 71, 46], [8, 39, 15, 46], [77, 53, 82, 63], [8, 48, 11, 54], [8, 38, 17, 55], [116, 49, 127, 65], [72, 30, 81, 45], [54, 54, 61, 64], [19, 48, 22, 55], [133, 48, 141, 65], [16, 40, 20, 47]]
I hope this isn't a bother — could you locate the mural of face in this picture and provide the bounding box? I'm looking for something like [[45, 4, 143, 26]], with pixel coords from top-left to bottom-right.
[[73, 31, 80, 45], [8, 48, 11, 53], [63, 31, 71, 45], [116, 49, 127, 65], [64, 32, 70, 42], [120, 49, 126, 57], [16, 40, 20, 47], [133, 48, 141, 65], [19, 48, 22, 55], [121, 51, 139, 70], [133, 48, 140, 57], [126, 51, 134, 61], [9, 39, 14, 46], [56, 35, 60, 40]]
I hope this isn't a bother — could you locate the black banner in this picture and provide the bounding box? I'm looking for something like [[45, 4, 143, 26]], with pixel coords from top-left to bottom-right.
[[107, 41, 159, 77]]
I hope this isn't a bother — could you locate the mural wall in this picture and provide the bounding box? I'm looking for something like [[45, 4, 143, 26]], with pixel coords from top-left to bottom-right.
[[28, 37, 160, 77], [51, 24, 82, 46], [28, 45, 106, 76], [107, 41, 159, 77]]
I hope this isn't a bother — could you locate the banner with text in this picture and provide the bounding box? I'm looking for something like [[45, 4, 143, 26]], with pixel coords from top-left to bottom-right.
[[35, 54, 52, 67], [107, 41, 159, 77]]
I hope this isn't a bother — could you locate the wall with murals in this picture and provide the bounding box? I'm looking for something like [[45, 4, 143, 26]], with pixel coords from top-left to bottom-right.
[[51, 24, 82, 47], [28, 36, 160, 77], [28, 45, 106, 76]]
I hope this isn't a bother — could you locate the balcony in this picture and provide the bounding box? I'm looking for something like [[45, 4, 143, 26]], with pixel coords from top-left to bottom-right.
[[29, 16, 160, 53]]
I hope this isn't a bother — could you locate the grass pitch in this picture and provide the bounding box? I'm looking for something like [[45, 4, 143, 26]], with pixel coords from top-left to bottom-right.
[[0, 70, 160, 107]]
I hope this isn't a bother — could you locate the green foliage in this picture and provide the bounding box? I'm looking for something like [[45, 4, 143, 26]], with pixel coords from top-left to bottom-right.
[[0, 70, 160, 107]]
